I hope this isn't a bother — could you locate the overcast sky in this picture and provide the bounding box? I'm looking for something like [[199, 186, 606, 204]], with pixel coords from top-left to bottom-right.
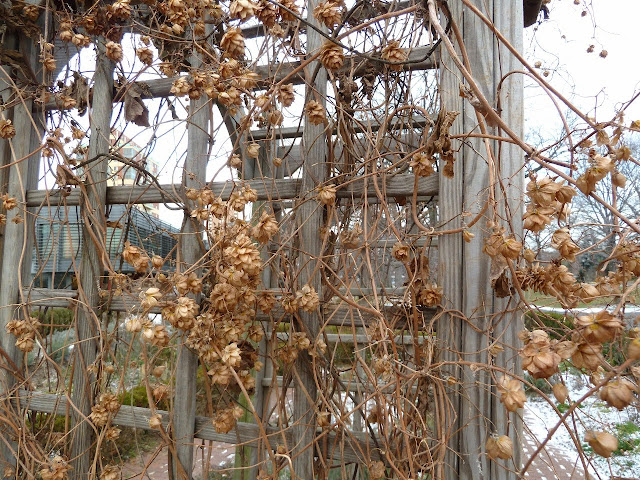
[[46, 1, 638, 227], [524, 0, 640, 137]]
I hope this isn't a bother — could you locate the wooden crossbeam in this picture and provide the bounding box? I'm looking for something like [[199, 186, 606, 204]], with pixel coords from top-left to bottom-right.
[[273, 332, 431, 344], [21, 287, 435, 327], [25, 174, 438, 208], [261, 376, 420, 395], [251, 115, 429, 141], [43, 46, 436, 111], [16, 390, 381, 464]]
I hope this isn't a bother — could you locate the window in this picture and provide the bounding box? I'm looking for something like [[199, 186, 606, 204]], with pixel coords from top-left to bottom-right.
[[35, 223, 57, 267], [107, 227, 124, 258], [122, 147, 136, 159], [60, 223, 81, 261], [124, 167, 137, 181]]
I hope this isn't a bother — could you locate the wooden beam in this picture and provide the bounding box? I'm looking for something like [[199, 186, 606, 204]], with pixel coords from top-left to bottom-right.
[[22, 288, 435, 327], [251, 115, 429, 141], [172, 42, 212, 479], [25, 174, 438, 207], [69, 42, 114, 480], [16, 390, 381, 464], [0, 32, 42, 468], [436, 2, 524, 479], [292, 0, 328, 475], [43, 46, 436, 111]]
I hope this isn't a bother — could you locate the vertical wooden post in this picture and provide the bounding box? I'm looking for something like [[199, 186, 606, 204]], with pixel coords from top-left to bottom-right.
[[292, 3, 328, 477], [172, 73, 210, 480], [246, 146, 277, 479], [437, 1, 523, 479], [0, 33, 43, 467], [70, 41, 114, 480], [491, 3, 524, 474]]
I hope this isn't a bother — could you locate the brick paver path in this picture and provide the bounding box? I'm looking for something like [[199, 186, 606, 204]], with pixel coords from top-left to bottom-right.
[[121, 435, 589, 480]]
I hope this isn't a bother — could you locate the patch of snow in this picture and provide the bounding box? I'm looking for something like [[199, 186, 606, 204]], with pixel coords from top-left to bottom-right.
[[525, 372, 640, 479]]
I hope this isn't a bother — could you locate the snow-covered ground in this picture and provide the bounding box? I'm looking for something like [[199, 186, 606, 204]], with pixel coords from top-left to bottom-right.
[[525, 373, 640, 479]]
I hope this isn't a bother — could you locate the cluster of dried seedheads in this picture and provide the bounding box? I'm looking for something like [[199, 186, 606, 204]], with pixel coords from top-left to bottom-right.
[[1, 0, 640, 478]]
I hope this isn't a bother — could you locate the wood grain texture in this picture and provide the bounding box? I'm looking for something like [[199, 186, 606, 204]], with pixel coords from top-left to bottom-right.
[[251, 115, 429, 140], [492, 1, 525, 476], [69, 43, 114, 480], [292, 2, 329, 474], [16, 390, 381, 465], [21, 287, 435, 327], [436, 2, 523, 479], [0, 32, 42, 468], [172, 63, 211, 480], [25, 174, 438, 207], [44, 47, 435, 112]]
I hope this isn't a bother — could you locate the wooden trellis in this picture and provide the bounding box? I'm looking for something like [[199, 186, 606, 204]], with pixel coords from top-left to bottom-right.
[[0, 1, 525, 479]]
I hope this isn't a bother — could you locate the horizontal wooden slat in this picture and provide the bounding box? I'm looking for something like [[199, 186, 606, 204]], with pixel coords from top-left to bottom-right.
[[262, 376, 419, 395], [26, 174, 438, 208], [252, 115, 429, 141], [44, 46, 436, 111], [17, 390, 381, 463], [22, 287, 435, 327], [272, 331, 430, 344]]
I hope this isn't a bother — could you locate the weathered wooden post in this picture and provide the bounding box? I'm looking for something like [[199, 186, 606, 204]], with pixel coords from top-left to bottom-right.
[[292, 1, 328, 476], [69, 40, 114, 480], [0, 32, 44, 469], [437, 1, 523, 479], [172, 60, 210, 480]]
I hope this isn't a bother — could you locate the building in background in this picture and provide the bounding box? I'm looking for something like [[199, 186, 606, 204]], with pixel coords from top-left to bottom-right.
[[109, 131, 161, 218], [32, 204, 178, 289]]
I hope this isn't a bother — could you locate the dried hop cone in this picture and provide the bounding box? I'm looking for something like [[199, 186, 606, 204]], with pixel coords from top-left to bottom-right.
[[257, 292, 276, 314], [40, 456, 71, 480], [497, 376, 526, 412], [305, 100, 326, 125], [296, 284, 320, 312], [340, 223, 362, 249], [314, 0, 342, 28], [221, 28, 246, 58], [89, 404, 110, 427], [230, 0, 257, 21], [277, 84, 295, 107], [585, 430, 618, 458], [381, 40, 407, 71], [122, 242, 150, 273], [136, 47, 153, 66], [526, 176, 561, 206], [42, 56, 56, 72], [628, 337, 640, 360], [486, 435, 513, 460], [369, 461, 386, 480], [105, 41, 123, 62], [0, 120, 16, 139], [140, 287, 162, 310], [416, 283, 442, 307], [213, 407, 238, 434], [575, 310, 623, 344], [409, 152, 435, 177], [148, 413, 163, 430], [598, 379, 636, 410], [519, 329, 561, 379], [552, 383, 569, 404], [571, 341, 603, 372], [317, 184, 337, 206], [252, 211, 279, 244], [392, 242, 410, 262], [320, 42, 344, 70], [221, 342, 242, 367]]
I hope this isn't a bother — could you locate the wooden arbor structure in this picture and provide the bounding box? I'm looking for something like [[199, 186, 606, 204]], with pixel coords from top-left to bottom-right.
[[0, 0, 527, 479]]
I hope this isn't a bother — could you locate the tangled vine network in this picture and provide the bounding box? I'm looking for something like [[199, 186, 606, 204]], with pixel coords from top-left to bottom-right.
[[0, 0, 639, 479]]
